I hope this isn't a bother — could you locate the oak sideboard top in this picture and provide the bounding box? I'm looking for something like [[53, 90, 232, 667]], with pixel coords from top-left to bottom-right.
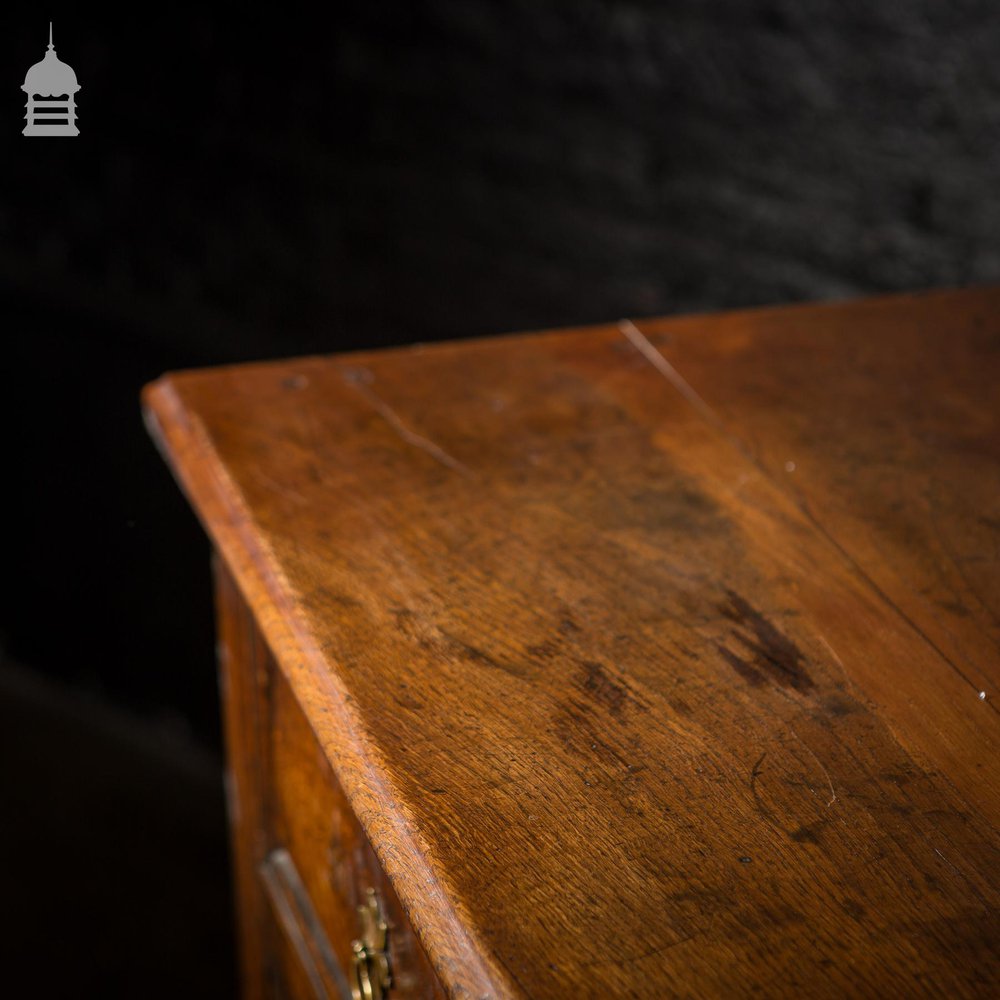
[[144, 287, 1000, 998]]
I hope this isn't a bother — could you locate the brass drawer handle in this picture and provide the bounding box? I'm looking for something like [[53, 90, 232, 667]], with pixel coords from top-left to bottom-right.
[[351, 887, 392, 1000]]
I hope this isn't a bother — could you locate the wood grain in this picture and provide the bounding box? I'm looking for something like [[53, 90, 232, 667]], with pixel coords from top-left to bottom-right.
[[217, 552, 445, 998], [270, 642, 447, 998], [214, 554, 275, 998], [147, 287, 1000, 998]]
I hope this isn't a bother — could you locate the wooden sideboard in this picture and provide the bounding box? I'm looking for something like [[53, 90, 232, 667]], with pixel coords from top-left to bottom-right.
[[143, 287, 1000, 998]]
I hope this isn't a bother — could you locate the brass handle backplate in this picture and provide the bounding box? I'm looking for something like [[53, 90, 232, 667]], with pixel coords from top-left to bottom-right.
[[350, 887, 391, 1000]]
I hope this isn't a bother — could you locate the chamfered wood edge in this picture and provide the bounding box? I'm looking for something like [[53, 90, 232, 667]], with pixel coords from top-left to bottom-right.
[[142, 376, 520, 1000]]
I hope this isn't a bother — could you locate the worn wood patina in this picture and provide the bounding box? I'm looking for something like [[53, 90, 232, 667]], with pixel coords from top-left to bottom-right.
[[144, 287, 1000, 998]]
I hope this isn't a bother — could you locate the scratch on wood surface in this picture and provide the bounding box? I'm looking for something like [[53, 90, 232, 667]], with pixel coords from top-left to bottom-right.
[[797, 496, 1000, 716], [789, 727, 838, 808], [816, 634, 846, 671], [341, 367, 473, 477], [748, 750, 780, 831], [622, 318, 1000, 712], [618, 318, 765, 477], [815, 634, 863, 703], [252, 468, 308, 506], [619, 319, 735, 439], [577, 931, 701, 969], [934, 847, 961, 875]]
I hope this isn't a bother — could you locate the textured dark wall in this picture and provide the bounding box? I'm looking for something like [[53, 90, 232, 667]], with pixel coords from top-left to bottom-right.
[[2, 2, 998, 746]]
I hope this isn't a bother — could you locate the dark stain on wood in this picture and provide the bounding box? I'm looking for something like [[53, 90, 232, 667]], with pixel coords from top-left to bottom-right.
[[717, 590, 814, 692], [820, 694, 858, 718], [440, 629, 534, 681], [551, 697, 641, 776], [526, 640, 560, 660], [625, 485, 726, 536], [789, 820, 828, 844], [578, 659, 629, 716], [306, 585, 364, 611], [557, 615, 581, 636]]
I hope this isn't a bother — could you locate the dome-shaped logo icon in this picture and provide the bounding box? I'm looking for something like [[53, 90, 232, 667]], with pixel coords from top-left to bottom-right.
[[22, 23, 80, 137]]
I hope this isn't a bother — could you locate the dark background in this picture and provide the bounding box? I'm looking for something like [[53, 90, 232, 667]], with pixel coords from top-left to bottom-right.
[[1, 2, 997, 995]]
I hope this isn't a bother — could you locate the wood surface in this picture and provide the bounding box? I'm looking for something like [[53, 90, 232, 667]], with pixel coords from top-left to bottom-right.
[[217, 554, 444, 998], [270, 630, 447, 998], [145, 287, 1000, 998], [215, 554, 275, 997]]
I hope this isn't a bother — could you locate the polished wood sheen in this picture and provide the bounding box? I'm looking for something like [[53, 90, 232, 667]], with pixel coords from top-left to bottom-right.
[[144, 287, 1000, 998]]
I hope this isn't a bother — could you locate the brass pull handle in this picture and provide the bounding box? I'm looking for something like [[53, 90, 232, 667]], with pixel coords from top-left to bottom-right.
[[350, 888, 391, 1000]]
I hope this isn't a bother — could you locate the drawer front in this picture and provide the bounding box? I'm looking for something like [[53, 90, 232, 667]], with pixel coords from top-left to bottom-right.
[[266, 663, 445, 1000]]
